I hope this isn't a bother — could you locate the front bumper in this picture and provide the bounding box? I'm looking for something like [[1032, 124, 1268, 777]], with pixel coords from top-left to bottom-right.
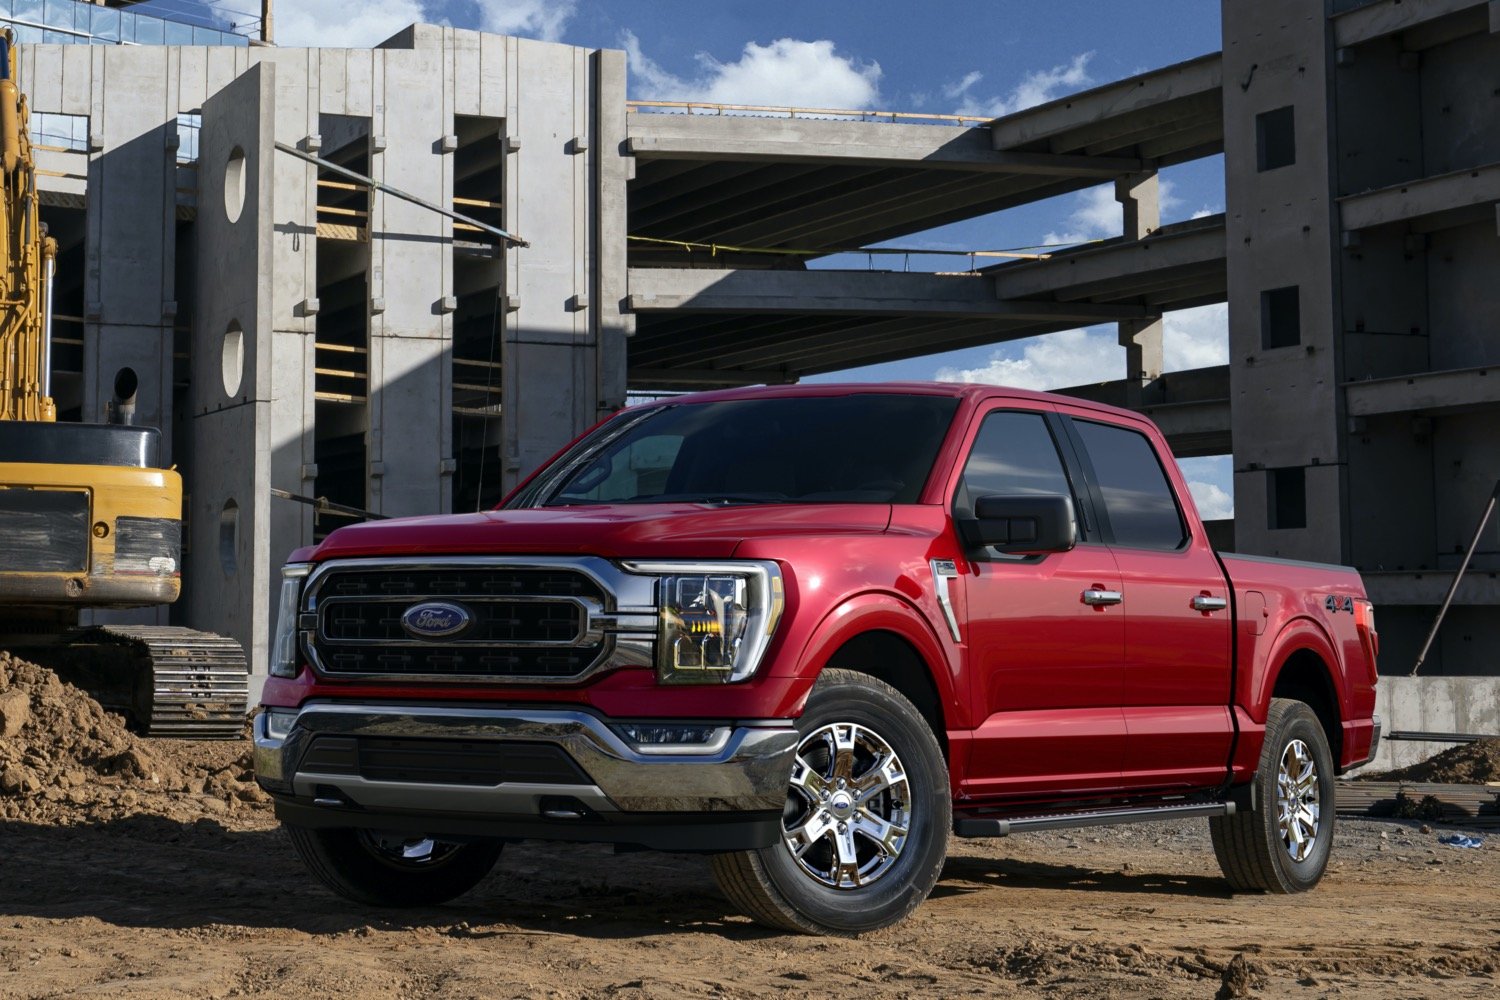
[[253, 702, 798, 851]]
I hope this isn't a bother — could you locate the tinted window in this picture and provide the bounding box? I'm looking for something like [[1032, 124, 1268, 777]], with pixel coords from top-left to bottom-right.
[[1074, 420, 1186, 550], [957, 411, 1072, 516], [523, 394, 960, 507]]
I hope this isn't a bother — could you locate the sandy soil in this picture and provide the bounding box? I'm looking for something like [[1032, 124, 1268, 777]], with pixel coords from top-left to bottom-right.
[[2, 657, 1498, 999]]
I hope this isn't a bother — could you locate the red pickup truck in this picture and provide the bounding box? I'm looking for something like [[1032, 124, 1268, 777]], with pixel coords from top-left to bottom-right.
[[254, 383, 1380, 934]]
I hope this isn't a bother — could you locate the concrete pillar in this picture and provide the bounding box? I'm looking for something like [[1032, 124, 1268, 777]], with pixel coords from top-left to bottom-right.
[[1115, 171, 1162, 403]]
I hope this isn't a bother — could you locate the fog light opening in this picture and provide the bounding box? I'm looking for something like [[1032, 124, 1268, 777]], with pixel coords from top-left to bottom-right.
[[617, 723, 731, 755]]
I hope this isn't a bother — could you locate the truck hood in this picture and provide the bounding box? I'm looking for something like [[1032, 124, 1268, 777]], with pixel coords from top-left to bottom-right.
[[309, 503, 894, 561]]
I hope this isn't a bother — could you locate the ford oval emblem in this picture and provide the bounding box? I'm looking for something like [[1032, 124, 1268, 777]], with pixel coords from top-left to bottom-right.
[[400, 601, 473, 639]]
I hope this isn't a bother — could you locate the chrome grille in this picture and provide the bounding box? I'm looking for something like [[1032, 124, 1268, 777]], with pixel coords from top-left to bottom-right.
[[302, 561, 644, 683]]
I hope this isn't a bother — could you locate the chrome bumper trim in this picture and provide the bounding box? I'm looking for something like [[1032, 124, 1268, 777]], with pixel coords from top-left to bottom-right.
[[254, 702, 798, 814]]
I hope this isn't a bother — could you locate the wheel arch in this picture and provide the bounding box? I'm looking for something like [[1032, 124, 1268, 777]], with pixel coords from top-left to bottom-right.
[[791, 592, 963, 761], [1262, 626, 1345, 766]]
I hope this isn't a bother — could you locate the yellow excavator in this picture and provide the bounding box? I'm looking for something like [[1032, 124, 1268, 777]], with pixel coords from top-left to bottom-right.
[[0, 28, 246, 737]]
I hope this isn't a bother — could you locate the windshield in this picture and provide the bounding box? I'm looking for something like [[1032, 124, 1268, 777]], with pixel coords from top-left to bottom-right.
[[513, 393, 961, 507]]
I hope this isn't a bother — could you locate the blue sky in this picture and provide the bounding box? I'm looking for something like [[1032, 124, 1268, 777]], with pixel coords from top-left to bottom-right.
[[257, 1, 1234, 516]]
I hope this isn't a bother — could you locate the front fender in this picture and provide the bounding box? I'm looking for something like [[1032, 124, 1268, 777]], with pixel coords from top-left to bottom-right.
[[785, 590, 967, 729]]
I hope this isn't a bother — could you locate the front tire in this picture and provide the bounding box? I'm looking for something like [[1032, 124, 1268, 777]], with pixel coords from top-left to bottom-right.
[[285, 825, 503, 907], [712, 668, 951, 934], [1210, 698, 1335, 893]]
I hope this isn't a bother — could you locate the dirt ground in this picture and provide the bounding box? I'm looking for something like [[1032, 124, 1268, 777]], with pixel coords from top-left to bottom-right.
[[2, 657, 1498, 999]]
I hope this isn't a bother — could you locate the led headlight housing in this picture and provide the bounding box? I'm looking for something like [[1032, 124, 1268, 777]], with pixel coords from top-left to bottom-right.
[[269, 562, 312, 679], [624, 560, 784, 685]]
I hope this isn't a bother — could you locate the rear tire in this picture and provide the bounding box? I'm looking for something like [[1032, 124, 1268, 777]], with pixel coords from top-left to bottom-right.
[[284, 825, 503, 907], [712, 668, 951, 935], [1210, 698, 1335, 893]]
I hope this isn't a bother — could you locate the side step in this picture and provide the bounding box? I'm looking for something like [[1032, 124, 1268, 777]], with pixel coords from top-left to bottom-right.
[[954, 801, 1234, 838]]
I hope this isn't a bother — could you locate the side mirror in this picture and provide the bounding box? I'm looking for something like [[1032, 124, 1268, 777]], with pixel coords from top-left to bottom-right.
[[961, 494, 1077, 554]]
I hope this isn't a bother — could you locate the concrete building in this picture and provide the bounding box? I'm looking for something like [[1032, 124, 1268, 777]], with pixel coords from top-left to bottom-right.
[[15, 1, 1499, 764]]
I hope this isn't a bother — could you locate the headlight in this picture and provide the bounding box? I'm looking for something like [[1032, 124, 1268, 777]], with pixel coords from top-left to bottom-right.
[[623, 560, 784, 684], [269, 563, 312, 679]]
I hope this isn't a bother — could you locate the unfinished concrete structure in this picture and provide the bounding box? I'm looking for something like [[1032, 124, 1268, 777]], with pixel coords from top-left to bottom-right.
[[14, 1, 1500, 751], [19, 24, 628, 683]]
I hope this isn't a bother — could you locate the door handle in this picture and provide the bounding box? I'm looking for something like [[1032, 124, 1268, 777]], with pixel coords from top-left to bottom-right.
[[1192, 595, 1228, 612], [1082, 589, 1123, 606]]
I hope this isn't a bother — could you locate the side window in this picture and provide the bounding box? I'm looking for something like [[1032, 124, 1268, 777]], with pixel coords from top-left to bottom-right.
[[957, 411, 1073, 515], [556, 435, 682, 502], [1072, 420, 1187, 550]]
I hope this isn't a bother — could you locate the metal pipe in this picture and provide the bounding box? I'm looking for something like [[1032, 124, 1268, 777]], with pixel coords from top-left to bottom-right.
[[273, 141, 528, 248], [1411, 479, 1500, 676], [40, 245, 53, 399]]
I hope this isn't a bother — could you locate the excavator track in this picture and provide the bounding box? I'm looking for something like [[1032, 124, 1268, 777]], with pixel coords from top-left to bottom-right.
[[83, 625, 249, 739]]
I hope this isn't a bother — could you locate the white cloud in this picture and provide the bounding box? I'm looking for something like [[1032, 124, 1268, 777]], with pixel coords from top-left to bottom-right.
[[274, 1, 577, 48], [276, 0, 429, 48], [1185, 479, 1234, 520], [477, 0, 576, 42], [946, 53, 1093, 118], [1162, 302, 1228, 371], [623, 32, 882, 109], [934, 326, 1123, 391], [931, 301, 1228, 392]]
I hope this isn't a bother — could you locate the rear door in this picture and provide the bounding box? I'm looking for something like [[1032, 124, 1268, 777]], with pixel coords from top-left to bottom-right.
[[955, 404, 1127, 800], [1062, 414, 1234, 792]]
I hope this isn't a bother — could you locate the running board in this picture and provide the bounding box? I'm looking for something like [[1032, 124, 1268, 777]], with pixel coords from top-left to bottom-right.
[[953, 801, 1234, 838]]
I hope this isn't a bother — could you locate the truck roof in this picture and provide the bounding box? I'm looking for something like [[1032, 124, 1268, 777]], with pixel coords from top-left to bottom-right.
[[644, 381, 1146, 424]]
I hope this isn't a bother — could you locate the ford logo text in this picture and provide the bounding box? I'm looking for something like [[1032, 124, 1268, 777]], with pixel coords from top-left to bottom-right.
[[400, 601, 473, 639]]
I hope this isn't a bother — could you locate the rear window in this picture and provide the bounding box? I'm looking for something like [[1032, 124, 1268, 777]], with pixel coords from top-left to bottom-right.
[[513, 394, 961, 507], [1073, 419, 1187, 550]]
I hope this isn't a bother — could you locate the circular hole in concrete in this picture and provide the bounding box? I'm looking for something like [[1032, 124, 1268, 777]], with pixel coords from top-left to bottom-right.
[[224, 146, 246, 224], [221, 320, 244, 398], [219, 498, 239, 576]]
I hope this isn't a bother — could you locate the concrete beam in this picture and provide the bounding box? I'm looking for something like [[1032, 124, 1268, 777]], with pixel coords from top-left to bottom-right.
[[1339, 162, 1500, 232], [1331, 0, 1488, 48], [626, 122, 1144, 176], [1363, 570, 1500, 605], [989, 53, 1222, 152], [1345, 365, 1500, 416], [628, 367, 797, 388], [991, 217, 1227, 300], [626, 268, 1154, 321]]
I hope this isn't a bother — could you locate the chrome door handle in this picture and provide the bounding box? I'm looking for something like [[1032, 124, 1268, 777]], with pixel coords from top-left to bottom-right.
[[1082, 589, 1123, 606], [1192, 595, 1228, 612]]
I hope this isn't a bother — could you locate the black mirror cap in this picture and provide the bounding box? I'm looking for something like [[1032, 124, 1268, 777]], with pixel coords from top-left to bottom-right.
[[962, 494, 1078, 554]]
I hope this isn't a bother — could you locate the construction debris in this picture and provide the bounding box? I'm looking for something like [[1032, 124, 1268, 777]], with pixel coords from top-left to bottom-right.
[[0, 651, 268, 826]]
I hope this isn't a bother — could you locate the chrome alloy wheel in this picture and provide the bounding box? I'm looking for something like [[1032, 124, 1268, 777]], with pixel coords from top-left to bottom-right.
[[781, 722, 912, 889], [1275, 738, 1321, 862], [357, 831, 463, 869]]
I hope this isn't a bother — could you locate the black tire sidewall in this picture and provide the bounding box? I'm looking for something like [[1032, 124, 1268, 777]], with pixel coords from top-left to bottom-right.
[[290, 826, 503, 907], [1259, 705, 1335, 892], [755, 672, 950, 932]]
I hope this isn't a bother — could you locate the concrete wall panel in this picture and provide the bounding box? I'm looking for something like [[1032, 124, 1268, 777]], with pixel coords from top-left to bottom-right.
[[1333, 37, 1423, 194], [1426, 221, 1500, 370], [1419, 30, 1500, 176], [369, 335, 447, 515], [191, 62, 276, 683], [1356, 675, 1500, 772]]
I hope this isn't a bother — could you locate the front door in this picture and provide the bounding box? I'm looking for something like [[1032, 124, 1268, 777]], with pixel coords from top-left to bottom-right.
[[955, 406, 1127, 801]]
